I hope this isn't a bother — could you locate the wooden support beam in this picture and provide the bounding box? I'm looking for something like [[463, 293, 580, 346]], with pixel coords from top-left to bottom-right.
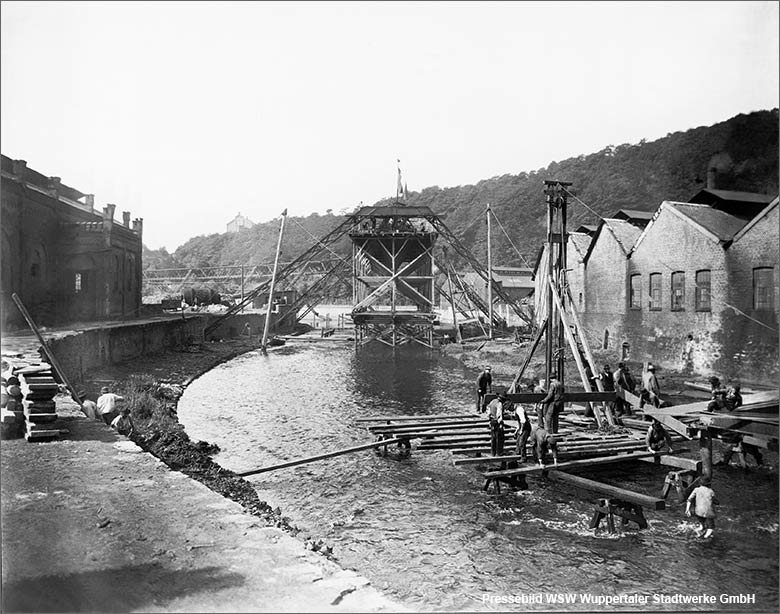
[[641, 410, 695, 439], [483, 449, 680, 478], [637, 455, 701, 472], [487, 391, 617, 404], [547, 471, 665, 510], [237, 436, 410, 477]]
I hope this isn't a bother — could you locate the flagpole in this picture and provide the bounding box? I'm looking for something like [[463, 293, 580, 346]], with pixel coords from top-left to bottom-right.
[[396, 159, 401, 202]]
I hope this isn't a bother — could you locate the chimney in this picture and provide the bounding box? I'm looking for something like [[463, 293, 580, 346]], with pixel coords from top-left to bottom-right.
[[12, 159, 27, 179], [122, 211, 131, 227], [48, 176, 62, 198], [132, 218, 144, 236], [707, 167, 717, 190], [85, 194, 95, 213], [103, 204, 116, 226]]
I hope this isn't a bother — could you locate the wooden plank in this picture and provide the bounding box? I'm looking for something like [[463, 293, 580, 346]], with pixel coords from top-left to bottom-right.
[[372, 427, 500, 438], [367, 418, 486, 431], [356, 413, 476, 423], [237, 435, 411, 477], [495, 392, 617, 403], [483, 449, 678, 477], [453, 454, 528, 466], [642, 412, 695, 439], [547, 470, 666, 510], [637, 455, 702, 472], [699, 415, 779, 437]]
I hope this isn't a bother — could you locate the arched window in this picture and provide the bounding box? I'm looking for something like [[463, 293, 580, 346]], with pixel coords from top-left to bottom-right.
[[695, 270, 711, 311], [603, 329, 610, 349], [649, 273, 662, 311], [754, 267, 775, 311], [671, 271, 685, 311], [629, 274, 641, 310]]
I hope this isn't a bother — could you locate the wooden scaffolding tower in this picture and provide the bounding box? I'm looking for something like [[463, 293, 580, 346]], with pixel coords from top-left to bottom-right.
[[350, 205, 438, 348]]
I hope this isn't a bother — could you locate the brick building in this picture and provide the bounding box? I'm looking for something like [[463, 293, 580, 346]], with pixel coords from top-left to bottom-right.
[[1, 155, 143, 329], [579, 191, 778, 379]]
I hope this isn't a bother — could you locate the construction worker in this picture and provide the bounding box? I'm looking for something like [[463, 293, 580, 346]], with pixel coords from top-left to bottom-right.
[[646, 419, 673, 454], [486, 391, 507, 456], [640, 364, 661, 410], [476, 366, 493, 413], [540, 375, 564, 433], [513, 394, 533, 463], [531, 426, 558, 467]]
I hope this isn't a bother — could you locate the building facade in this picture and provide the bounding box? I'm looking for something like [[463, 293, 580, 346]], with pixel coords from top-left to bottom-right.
[[226, 212, 255, 233], [578, 191, 778, 380], [1, 155, 143, 330]]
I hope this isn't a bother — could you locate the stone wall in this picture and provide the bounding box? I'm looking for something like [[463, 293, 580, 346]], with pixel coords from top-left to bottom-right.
[[47, 317, 207, 384]]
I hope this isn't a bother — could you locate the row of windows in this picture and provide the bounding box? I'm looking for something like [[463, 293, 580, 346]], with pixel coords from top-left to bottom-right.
[[629, 268, 775, 312]]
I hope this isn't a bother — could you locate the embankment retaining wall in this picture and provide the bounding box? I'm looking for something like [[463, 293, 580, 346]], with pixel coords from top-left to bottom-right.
[[46, 313, 283, 384], [48, 317, 207, 383]]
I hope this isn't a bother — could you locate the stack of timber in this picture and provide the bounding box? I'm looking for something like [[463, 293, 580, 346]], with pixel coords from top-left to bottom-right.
[[18, 363, 60, 442]]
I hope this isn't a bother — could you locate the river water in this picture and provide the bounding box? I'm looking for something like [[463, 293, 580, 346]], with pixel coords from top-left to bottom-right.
[[179, 343, 778, 612]]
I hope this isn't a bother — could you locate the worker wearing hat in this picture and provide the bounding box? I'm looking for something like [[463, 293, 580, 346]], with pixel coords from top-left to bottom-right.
[[640, 364, 661, 409], [486, 389, 508, 456], [476, 365, 493, 413], [613, 362, 636, 416]]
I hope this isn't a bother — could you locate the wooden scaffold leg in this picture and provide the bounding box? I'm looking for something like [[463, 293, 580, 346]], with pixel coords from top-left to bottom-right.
[[589, 498, 648, 534], [662, 470, 698, 502]]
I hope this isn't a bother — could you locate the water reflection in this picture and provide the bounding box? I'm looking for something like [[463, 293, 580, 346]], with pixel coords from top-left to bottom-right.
[[179, 343, 778, 612]]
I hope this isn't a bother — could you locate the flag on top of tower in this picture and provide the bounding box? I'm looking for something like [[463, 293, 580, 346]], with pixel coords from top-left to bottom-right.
[[397, 159, 406, 201]]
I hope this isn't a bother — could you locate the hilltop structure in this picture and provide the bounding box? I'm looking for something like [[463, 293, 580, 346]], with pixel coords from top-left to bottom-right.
[[226, 212, 255, 233]]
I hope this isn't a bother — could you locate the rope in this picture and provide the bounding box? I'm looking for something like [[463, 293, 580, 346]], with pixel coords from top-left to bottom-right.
[[562, 186, 606, 222], [489, 208, 534, 269], [289, 216, 350, 264]]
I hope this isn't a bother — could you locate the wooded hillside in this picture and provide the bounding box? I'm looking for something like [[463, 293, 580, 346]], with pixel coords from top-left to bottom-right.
[[146, 109, 778, 271]]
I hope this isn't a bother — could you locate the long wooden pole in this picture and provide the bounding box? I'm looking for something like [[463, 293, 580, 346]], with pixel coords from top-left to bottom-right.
[[446, 267, 461, 343], [507, 318, 548, 393], [261, 209, 287, 353], [237, 436, 408, 477], [486, 204, 493, 340], [11, 293, 82, 406]]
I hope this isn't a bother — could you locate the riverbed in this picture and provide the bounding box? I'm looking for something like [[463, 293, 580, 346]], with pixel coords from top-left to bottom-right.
[[179, 342, 778, 612]]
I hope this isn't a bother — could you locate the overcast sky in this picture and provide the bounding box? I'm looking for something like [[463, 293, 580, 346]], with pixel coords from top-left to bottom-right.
[[2, 1, 778, 252]]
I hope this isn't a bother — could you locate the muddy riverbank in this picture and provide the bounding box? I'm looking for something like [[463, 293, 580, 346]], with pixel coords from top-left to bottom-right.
[[78, 337, 341, 553]]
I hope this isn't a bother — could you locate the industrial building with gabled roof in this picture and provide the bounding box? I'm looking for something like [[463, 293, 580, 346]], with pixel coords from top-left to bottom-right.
[[577, 191, 778, 380]]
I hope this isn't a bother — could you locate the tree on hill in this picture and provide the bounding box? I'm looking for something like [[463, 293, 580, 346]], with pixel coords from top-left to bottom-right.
[[165, 109, 778, 272]]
